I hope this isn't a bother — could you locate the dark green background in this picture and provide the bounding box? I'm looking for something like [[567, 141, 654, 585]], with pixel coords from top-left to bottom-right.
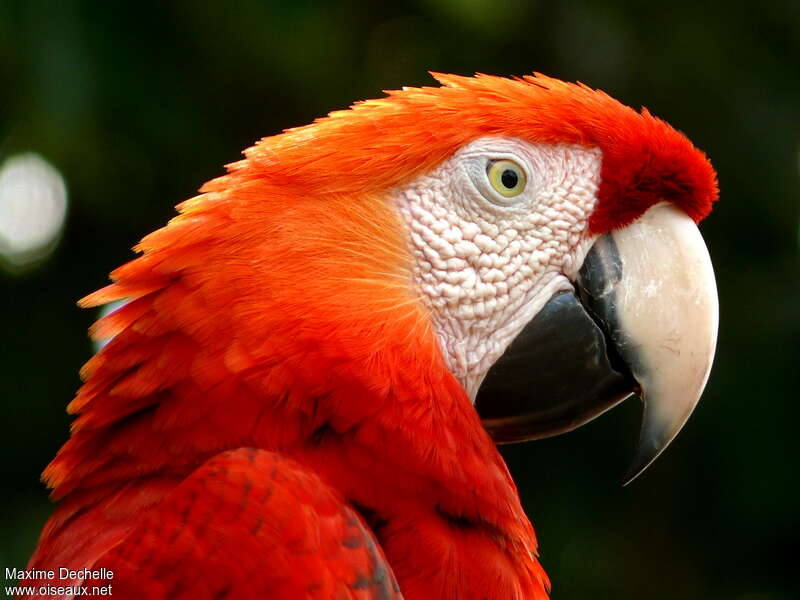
[[2, 1, 798, 598]]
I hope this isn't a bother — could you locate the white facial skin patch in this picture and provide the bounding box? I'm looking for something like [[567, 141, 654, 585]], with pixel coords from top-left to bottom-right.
[[392, 137, 603, 400]]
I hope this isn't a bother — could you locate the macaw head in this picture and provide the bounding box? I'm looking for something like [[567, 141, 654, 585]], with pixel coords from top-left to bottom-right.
[[378, 75, 719, 482], [73, 71, 719, 486], [54, 72, 718, 599]]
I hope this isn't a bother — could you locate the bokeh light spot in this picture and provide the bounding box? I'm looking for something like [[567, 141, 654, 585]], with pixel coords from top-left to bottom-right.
[[0, 153, 68, 273]]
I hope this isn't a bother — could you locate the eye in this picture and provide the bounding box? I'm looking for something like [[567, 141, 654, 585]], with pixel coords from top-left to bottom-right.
[[487, 159, 527, 198]]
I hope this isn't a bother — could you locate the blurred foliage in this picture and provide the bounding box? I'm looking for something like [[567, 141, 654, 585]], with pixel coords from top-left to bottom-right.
[[1, 0, 798, 598]]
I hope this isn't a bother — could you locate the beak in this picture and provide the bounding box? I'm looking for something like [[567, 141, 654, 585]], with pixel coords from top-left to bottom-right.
[[475, 202, 719, 483]]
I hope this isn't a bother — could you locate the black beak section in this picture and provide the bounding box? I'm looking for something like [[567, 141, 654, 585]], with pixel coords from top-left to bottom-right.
[[475, 288, 637, 443], [475, 203, 719, 483]]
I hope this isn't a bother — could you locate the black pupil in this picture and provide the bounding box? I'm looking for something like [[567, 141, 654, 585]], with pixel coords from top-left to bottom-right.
[[501, 168, 518, 189]]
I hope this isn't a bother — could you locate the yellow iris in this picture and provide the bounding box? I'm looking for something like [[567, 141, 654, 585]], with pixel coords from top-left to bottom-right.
[[487, 160, 526, 198]]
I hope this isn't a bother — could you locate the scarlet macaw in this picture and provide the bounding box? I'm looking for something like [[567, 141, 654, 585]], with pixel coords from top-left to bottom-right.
[[27, 73, 718, 599]]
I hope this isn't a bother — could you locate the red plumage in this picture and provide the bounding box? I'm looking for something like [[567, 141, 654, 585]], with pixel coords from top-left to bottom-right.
[[28, 73, 717, 599], [96, 449, 400, 599]]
